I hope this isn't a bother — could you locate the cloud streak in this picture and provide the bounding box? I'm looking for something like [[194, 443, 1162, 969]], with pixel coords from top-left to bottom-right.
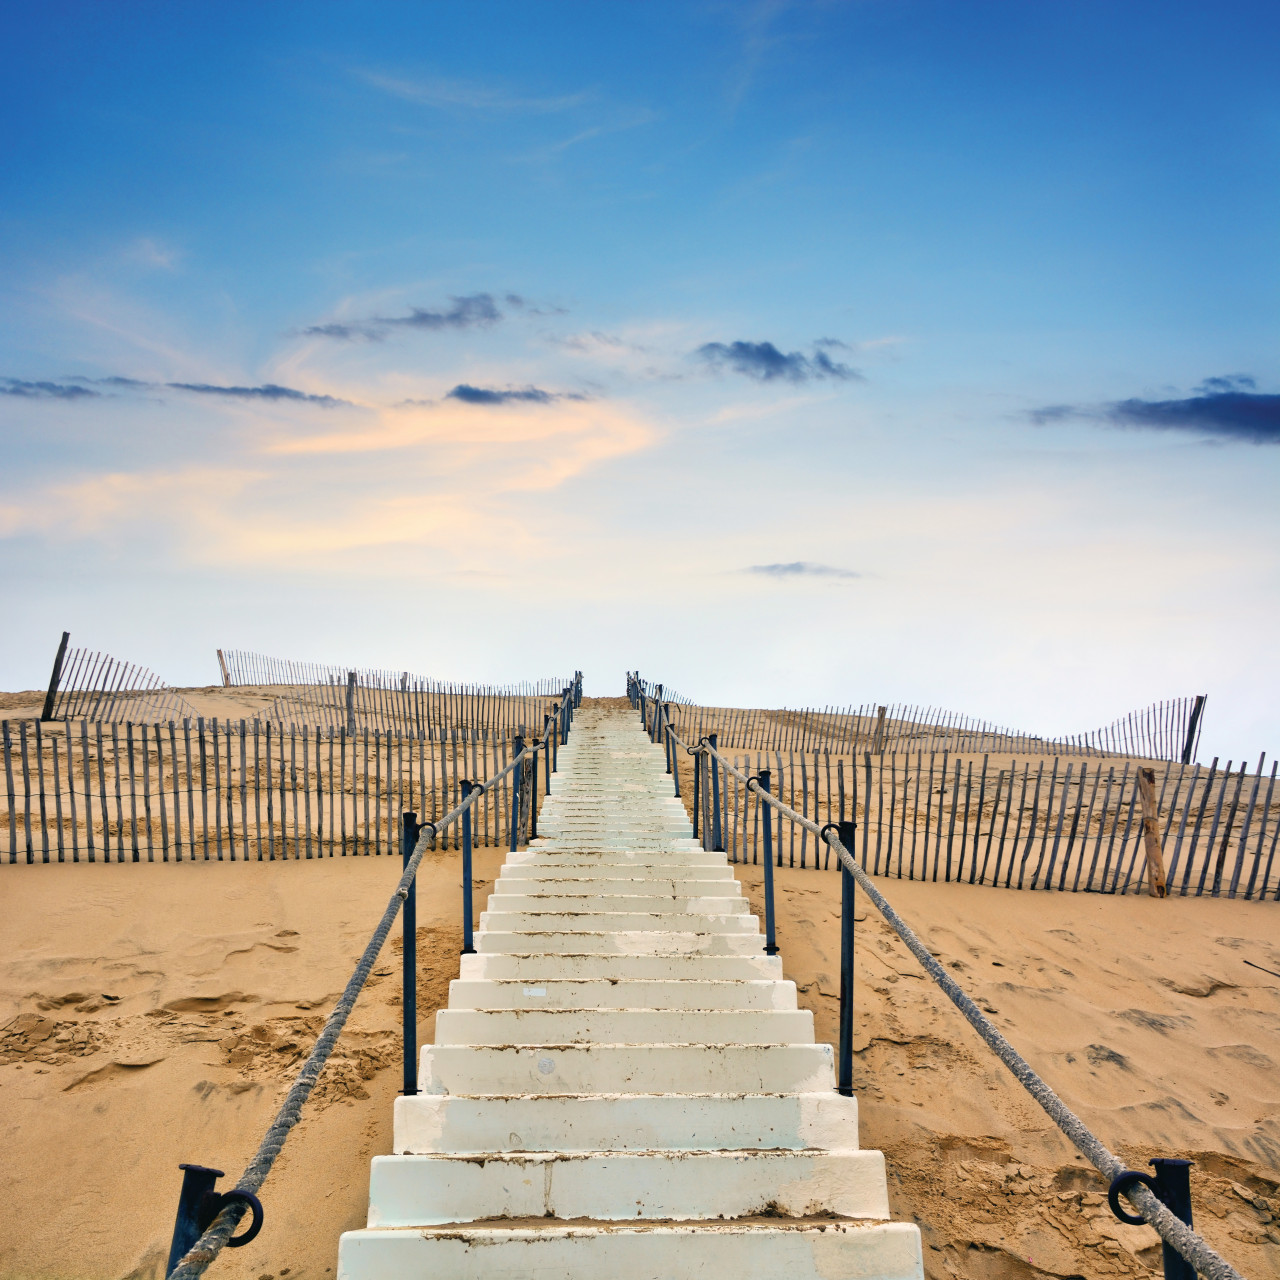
[[360, 70, 590, 115], [746, 561, 862, 580], [168, 382, 350, 407], [1030, 375, 1280, 444], [697, 340, 860, 383], [303, 292, 510, 341], [445, 384, 587, 406], [1, 378, 99, 400]]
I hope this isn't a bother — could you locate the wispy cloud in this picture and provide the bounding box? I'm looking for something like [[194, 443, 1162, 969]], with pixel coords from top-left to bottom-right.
[[746, 561, 862, 580], [697, 339, 860, 383], [445, 384, 587, 406], [303, 292, 511, 341], [2, 374, 352, 407], [1, 378, 99, 400], [1029, 375, 1280, 444], [168, 382, 350, 407], [360, 70, 591, 114]]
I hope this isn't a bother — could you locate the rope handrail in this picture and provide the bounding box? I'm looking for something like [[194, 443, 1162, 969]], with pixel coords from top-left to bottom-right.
[[675, 725, 1247, 1280], [166, 699, 569, 1280]]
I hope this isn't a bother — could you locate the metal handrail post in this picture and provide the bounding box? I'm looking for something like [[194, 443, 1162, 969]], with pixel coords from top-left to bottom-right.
[[509, 737, 524, 852], [692, 750, 701, 841], [836, 819, 858, 1096], [543, 715, 552, 793], [709, 732, 723, 851], [758, 770, 778, 955], [400, 811, 421, 1094], [530, 742, 540, 840], [459, 785, 475, 955]]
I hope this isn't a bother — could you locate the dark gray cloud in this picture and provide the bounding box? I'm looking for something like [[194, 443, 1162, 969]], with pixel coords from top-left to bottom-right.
[[1, 378, 99, 399], [747, 561, 862, 580], [446, 383, 586, 406], [304, 292, 514, 341], [1030, 376, 1280, 444], [168, 382, 349, 407], [697, 340, 860, 383]]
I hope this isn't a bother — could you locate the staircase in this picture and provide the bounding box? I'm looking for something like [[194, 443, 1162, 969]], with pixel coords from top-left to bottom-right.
[[338, 704, 924, 1278]]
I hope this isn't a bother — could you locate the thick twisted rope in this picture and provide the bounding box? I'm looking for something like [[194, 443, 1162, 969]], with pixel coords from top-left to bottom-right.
[[679, 729, 1247, 1280], [167, 718, 559, 1280]]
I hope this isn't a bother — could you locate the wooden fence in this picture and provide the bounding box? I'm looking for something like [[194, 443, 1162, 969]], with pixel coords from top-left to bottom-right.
[[658, 695, 1205, 762], [2, 717, 548, 864], [43, 634, 195, 724], [674, 746, 1279, 900]]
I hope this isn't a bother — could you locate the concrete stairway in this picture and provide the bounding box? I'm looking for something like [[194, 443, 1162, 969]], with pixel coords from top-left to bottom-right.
[[338, 705, 923, 1279]]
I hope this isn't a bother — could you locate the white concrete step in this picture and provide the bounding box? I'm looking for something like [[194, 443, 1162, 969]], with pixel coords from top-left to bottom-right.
[[339, 1221, 924, 1280], [420, 1042, 834, 1094], [433, 1008, 814, 1045], [446, 979, 797, 1010], [393, 1091, 857, 1153], [458, 953, 784, 981], [475, 930, 766, 955], [478, 911, 759, 933], [493, 875, 738, 894], [366, 1149, 889, 1224], [498, 863, 736, 882], [485, 894, 749, 913]]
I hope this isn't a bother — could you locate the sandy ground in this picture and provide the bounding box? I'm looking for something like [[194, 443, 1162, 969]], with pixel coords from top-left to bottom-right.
[[0, 705, 1277, 1280]]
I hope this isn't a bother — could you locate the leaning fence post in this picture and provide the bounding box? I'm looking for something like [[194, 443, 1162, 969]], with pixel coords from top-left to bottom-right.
[[346, 672, 357, 736], [459, 785, 476, 955], [835, 820, 858, 1096], [709, 733, 724, 851], [757, 770, 778, 955], [1137, 768, 1169, 897], [510, 737, 524, 852], [401, 811, 420, 1095], [40, 630, 70, 722]]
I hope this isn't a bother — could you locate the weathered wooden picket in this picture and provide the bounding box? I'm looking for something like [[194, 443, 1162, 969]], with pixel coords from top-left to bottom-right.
[[1, 716, 563, 864]]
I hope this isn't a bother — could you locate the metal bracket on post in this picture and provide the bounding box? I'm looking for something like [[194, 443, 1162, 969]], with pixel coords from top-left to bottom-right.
[[401, 811, 421, 1096], [1108, 1159, 1196, 1280], [510, 737, 524, 853], [165, 1164, 263, 1277], [458, 785, 476, 955], [708, 733, 723, 852], [753, 771, 778, 956], [825, 820, 858, 1097]]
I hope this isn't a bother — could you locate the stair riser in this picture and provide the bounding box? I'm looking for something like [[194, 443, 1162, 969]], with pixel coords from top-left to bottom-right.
[[479, 912, 758, 933], [447, 979, 798, 1010], [486, 895, 748, 914], [393, 1092, 858, 1153], [338, 1222, 925, 1280], [498, 865, 736, 882], [366, 1150, 889, 1225], [433, 1008, 814, 1046], [476, 932, 766, 956], [458, 953, 785, 981], [494, 877, 738, 895], [420, 1044, 835, 1095]]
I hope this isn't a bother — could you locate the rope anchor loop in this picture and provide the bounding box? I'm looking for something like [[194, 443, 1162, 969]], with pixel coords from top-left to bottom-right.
[[200, 1190, 264, 1248], [1107, 1170, 1163, 1226]]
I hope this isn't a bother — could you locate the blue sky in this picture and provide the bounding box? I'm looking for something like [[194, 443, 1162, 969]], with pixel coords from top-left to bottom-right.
[[2, 1, 1277, 761]]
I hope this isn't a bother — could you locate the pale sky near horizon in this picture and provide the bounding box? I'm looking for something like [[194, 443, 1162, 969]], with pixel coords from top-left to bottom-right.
[[1, 1, 1277, 763]]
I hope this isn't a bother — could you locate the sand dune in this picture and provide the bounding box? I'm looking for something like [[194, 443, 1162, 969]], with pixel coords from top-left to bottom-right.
[[0, 707, 1277, 1280]]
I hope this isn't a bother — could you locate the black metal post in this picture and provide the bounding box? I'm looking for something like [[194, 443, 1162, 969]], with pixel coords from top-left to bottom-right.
[[709, 733, 723, 851], [40, 630, 70, 722], [663, 714, 672, 774], [653, 684, 664, 740], [758, 770, 778, 955], [543, 715, 552, 793], [401, 811, 420, 1096], [166, 1164, 224, 1277], [1150, 1159, 1196, 1280], [459, 785, 475, 955], [692, 751, 701, 840], [530, 745, 539, 840], [837, 819, 858, 1097], [670, 728, 681, 797], [510, 737, 524, 852]]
